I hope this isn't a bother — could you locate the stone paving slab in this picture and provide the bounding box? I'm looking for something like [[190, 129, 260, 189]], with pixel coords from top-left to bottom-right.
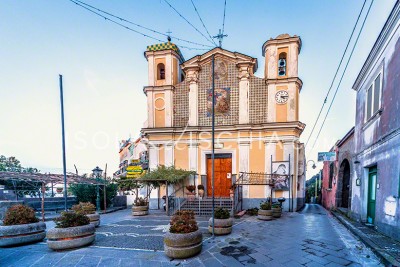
[[332, 210, 400, 266], [0, 205, 386, 266]]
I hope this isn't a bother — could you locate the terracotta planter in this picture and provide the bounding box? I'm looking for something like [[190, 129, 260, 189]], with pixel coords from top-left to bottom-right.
[[47, 224, 95, 250], [272, 207, 282, 218], [257, 209, 273, 221], [86, 213, 100, 227], [132, 205, 149, 216], [0, 222, 46, 247], [164, 229, 202, 259], [208, 218, 233, 235]]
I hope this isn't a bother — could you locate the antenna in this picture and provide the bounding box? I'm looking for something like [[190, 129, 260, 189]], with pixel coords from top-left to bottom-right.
[[213, 29, 228, 48]]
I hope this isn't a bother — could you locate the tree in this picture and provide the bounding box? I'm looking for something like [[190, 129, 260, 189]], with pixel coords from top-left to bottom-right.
[[69, 179, 118, 210]]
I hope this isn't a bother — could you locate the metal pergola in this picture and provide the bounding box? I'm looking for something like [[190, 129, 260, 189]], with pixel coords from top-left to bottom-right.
[[0, 171, 105, 221]]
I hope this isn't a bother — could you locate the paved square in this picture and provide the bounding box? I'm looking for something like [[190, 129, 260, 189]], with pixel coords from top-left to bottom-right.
[[0, 205, 383, 266]]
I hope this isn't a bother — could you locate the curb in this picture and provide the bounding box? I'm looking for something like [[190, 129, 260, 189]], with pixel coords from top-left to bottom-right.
[[331, 211, 399, 267]]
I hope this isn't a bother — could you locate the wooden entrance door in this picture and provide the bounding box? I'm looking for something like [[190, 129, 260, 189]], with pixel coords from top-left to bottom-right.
[[206, 154, 232, 197]]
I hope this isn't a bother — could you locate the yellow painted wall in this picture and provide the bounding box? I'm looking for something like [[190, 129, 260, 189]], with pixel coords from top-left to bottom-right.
[[154, 93, 165, 127], [174, 143, 188, 169], [158, 145, 165, 166], [276, 141, 283, 161], [276, 85, 288, 122], [249, 140, 265, 198]]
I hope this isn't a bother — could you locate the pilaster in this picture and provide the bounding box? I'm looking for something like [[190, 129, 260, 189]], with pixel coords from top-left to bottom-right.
[[165, 143, 174, 166], [187, 68, 199, 126], [238, 64, 250, 124], [239, 141, 250, 198]]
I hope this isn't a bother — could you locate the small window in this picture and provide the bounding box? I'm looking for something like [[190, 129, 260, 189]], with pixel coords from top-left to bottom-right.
[[365, 72, 382, 121], [278, 52, 287, 76], [328, 162, 334, 189], [157, 63, 165, 80]]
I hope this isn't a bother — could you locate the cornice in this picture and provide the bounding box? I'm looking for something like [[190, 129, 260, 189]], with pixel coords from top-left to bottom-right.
[[143, 85, 175, 95]]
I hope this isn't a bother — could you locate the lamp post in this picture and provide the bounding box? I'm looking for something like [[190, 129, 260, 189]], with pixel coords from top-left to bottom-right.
[[92, 166, 103, 212]]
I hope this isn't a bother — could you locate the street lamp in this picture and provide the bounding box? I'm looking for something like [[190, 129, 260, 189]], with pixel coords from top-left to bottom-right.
[[306, 160, 317, 170], [92, 166, 103, 212]]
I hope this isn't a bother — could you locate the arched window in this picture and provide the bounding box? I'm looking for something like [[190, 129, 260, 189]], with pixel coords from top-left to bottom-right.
[[157, 63, 165, 80], [278, 52, 287, 76]]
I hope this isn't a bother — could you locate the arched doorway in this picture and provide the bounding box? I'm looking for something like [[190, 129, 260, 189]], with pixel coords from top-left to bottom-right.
[[339, 159, 351, 208]]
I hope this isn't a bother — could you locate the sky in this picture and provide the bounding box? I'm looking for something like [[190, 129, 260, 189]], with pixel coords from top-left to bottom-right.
[[0, 0, 396, 178]]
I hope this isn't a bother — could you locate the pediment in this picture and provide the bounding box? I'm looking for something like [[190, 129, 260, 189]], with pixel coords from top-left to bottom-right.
[[181, 47, 258, 74]]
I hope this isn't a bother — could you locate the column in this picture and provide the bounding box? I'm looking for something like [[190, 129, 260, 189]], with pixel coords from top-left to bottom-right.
[[239, 141, 250, 198], [187, 68, 199, 126], [148, 143, 159, 170], [165, 143, 174, 166], [238, 64, 250, 124]]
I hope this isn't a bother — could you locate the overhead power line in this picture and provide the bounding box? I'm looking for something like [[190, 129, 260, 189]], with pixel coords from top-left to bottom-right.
[[69, 0, 208, 51], [72, 0, 212, 48], [308, 0, 375, 155], [190, 0, 218, 46], [162, 0, 215, 46], [304, 0, 368, 149], [222, 0, 227, 36]]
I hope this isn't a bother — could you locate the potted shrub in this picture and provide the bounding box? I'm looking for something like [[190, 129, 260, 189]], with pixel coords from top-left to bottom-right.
[[47, 211, 95, 250], [258, 201, 273, 221], [208, 207, 232, 235], [132, 197, 149, 216], [272, 203, 282, 218], [56, 187, 63, 194], [72, 202, 100, 227], [197, 185, 205, 198], [164, 210, 202, 259], [0, 204, 46, 247], [186, 185, 196, 200]]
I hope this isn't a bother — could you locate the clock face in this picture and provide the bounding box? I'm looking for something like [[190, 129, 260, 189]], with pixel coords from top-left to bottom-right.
[[275, 90, 289, 104]]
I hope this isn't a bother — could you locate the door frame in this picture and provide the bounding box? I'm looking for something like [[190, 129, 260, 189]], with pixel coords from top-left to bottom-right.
[[200, 149, 237, 175], [367, 166, 377, 224], [206, 153, 232, 197]]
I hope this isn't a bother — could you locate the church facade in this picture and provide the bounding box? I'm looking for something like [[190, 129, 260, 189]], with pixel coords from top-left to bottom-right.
[[141, 34, 306, 211]]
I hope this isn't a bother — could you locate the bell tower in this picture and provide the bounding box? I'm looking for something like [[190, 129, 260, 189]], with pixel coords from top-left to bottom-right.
[[262, 34, 302, 123], [144, 41, 184, 128]]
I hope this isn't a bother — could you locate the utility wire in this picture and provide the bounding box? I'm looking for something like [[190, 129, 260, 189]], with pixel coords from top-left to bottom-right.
[[304, 0, 367, 149], [72, 0, 212, 48], [69, 0, 208, 51], [190, 0, 218, 46], [308, 0, 375, 155], [222, 0, 227, 35], [162, 0, 215, 46]]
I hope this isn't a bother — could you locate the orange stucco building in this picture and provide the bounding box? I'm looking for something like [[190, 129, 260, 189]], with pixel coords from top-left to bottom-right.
[[141, 34, 306, 211]]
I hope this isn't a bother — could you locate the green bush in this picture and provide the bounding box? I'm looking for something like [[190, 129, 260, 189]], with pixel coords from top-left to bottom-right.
[[3, 204, 39, 226], [260, 201, 271, 210], [169, 210, 198, 234], [246, 207, 259, 216], [197, 184, 204, 190], [133, 197, 148, 206], [71, 202, 96, 215], [214, 207, 230, 219], [54, 212, 90, 228], [69, 182, 118, 209]]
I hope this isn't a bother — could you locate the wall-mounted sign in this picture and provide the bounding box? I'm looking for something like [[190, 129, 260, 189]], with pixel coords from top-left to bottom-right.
[[317, 152, 336, 162], [126, 159, 144, 178]]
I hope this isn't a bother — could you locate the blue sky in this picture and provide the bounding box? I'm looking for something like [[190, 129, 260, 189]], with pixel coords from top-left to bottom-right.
[[0, 0, 396, 177]]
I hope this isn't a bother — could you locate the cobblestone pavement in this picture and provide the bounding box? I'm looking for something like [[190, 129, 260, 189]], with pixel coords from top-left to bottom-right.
[[0, 204, 383, 266]]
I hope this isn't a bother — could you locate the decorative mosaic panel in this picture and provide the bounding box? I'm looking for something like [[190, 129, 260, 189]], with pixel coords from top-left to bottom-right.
[[173, 80, 189, 127], [207, 87, 231, 116], [198, 58, 239, 126], [249, 76, 268, 124]]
